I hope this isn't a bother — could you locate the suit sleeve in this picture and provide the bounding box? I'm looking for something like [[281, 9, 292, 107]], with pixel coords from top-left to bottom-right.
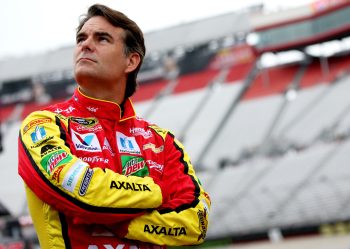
[[118, 130, 211, 245], [18, 110, 163, 224]]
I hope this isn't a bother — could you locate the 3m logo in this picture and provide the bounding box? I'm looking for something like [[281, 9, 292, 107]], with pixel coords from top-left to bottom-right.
[[116, 132, 141, 155], [30, 126, 47, 143], [72, 131, 102, 152]]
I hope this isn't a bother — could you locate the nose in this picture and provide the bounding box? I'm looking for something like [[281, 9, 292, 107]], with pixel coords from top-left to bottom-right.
[[80, 36, 94, 52]]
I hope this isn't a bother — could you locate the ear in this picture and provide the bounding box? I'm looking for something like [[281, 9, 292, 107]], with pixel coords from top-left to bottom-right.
[[125, 53, 141, 73]]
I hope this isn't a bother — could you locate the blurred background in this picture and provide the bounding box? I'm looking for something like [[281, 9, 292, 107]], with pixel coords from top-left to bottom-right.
[[1, 0, 350, 248]]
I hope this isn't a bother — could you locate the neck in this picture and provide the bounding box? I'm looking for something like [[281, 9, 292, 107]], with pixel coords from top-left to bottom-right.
[[78, 85, 125, 105]]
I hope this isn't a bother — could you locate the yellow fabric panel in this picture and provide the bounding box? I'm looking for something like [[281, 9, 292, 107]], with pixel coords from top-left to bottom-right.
[[25, 186, 66, 249], [149, 125, 168, 141]]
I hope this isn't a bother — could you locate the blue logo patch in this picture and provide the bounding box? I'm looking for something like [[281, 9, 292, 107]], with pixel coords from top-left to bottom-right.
[[116, 132, 141, 155], [31, 126, 47, 143]]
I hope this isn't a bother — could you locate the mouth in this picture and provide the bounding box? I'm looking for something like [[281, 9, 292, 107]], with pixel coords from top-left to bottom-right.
[[77, 57, 96, 63]]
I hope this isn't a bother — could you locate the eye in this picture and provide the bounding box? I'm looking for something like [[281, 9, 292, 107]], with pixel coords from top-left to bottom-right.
[[99, 36, 110, 42], [76, 36, 86, 44]]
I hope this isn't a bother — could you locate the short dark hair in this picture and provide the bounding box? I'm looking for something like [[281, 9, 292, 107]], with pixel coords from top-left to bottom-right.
[[77, 4, 146, 99]]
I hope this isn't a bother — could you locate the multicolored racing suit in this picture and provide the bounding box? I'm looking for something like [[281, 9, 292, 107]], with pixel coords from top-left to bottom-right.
[[18, 88, 211, 249]]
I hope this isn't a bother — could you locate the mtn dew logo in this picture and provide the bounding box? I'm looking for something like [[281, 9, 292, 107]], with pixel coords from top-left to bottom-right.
[[40, 149, 73, 175], [121, 156, 149, 177]]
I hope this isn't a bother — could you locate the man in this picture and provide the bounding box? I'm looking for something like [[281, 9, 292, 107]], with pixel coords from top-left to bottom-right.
[[18, 4, 210, 249]]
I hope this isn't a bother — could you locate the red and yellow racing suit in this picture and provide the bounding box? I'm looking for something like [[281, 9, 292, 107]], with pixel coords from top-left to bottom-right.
[[18, 88, 210, 249]]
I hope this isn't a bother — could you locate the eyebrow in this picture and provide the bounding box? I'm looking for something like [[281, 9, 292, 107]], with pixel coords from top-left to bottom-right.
[[76, 31, 114, 41], [95, 31, 114, 40]]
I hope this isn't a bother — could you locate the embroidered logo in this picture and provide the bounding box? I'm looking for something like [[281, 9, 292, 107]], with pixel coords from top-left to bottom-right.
[[72, 131, 102, 152], [116, 132, 141, 155]]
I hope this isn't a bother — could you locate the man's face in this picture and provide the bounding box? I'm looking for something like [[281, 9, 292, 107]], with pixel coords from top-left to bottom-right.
[[74, 16, 132, 88]]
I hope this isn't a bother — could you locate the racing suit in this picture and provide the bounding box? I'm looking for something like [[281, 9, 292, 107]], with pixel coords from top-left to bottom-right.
[[18, 88, 211, 249]]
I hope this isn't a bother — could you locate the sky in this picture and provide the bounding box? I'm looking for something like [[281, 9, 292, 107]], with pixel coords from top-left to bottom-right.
[[1, 0, 314, 60]]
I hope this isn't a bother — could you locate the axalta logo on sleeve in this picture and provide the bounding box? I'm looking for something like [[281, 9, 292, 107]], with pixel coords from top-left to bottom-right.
[[116, 132, 141, 155], [72, 130, 102, 152]]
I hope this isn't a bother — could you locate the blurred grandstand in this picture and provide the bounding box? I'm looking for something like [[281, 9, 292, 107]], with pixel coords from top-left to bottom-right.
[[1, 0, 350, 248]]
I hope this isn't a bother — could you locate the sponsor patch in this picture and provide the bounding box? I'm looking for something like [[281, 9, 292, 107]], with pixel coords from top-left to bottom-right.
[[86, 106, 98, 112], [121, 156, 148, 177], [54, 106, 75, 114], [110, 180, 151, 191], [103, 138, 115, 156], [144, 224, 187, 236], [74, 124, 103, 133], [40, 145, 61, 157], [146, 160, 164, 174], [143, 143, 164, 153], [197, 206, 208, 241], [23, 118, 51, 134], [62, 161, 87, 193], [79, 156, 109, 164], [52, 166, 64, 183], [40, 149, 73, 175], [79, 168, 94, 196], [30, 126, 47, 143], [70, 117, 98, 127], [30, 136, 54, 149], [116, 132, 141, 155], [129, 127, 153, 139], [72, 131, 102, 152]]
